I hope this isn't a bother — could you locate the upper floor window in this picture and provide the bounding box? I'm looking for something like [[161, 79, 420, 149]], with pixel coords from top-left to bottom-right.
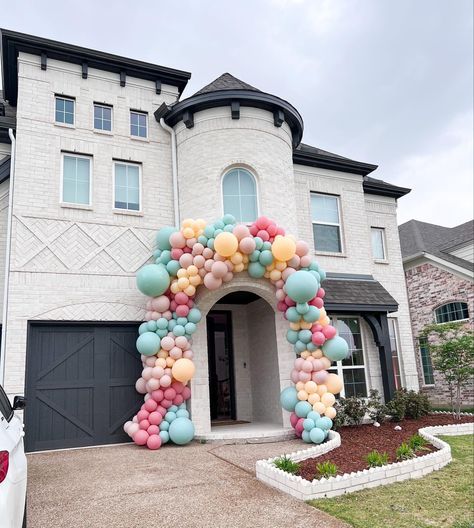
[[55, 96, 75, 125], [222, 168, 258, 223], [434, 302, 469, 324], [114, 162, 141, 211], [94, 103, 112, 132], [371, 227, 386, 260], [311, 193, 342, 253], [419, 337, 434, 385], [62, 153, 91, 205], [130, 110, 147, 138]]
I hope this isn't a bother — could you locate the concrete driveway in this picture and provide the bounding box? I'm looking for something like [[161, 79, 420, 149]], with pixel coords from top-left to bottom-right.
[[27, 440, 348, 528]]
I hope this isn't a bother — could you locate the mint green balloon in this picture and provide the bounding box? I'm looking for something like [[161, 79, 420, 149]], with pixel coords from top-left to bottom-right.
[[156, 226, 177, 250], [249, 250, 261, 262], [259, 250, 273, 266], [322, 336, 349, 361], [136, 332, 161, 356], [166, 260, 180, 276], [136, 264, 170, 297], [285, 307, 301, 323], [188, 308, 202, 324], [298, 329, 312, 344], [286, 329, 299, 344], [169, 417, 195, 445], [280, 387, 298, 412], [303, 306, 320, 323], [248, 261, 265, 278], [296, 302, 310, 315], [285, 270, 319, 303]]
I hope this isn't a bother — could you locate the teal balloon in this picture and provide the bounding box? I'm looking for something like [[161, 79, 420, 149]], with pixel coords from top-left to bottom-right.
[[280, 387, 298, 412], [204, 225, 215, 238], [159, 420, 170, 431], [136, 332, 161, 356], [303, 418, 315, 431], [169, 417, 195, 445], [254, 237, 264, 250], [262, 241, 272, 251], [295, 400, 312, 418], [185, 322, 197, 334], [159, 250, 171, 265], [198, 235, 208, 245], [309, 261, 319, 271], [319, 268, 326, 281], [303, 306, 320, 323], [138, 322, 148, 335], [214, 220, 225, 229], [309, 427, 325, 444], [173, 325, 185, 337], [188, 308, 202, 324], [259, 250, 273, 266], [136, 264, 170, 297], [286, 329, 299, 344], [222, 213, 236, 225], [298, 330, 312, 344], [153, 249, 162, 258], [302, 430, 312, 443], [315, 417, 333, 431], [166, 260, 181, 276], [249, 249, 260, 262], [156, 329, 168, 338], [296, 302, 310, 315], [309, 270, 321, 282], [156, 226, 177, 250], [214, 229, 223, 236], [322, 336, 349, 361], [224, 224, 234, 232], [307, 342, 317, 352], [207, 238, 215, 250], [159, 431, 170, 444], [157, 317, 169, 330], [146, 320, 158, 332], [177, 317, 188, 326], [168, 319, 177, 331], [165, 411, 177, 423], [294, 340, 306, 353], [307, 411, 321, 422], [285, 270, 319, 303], [248, 262, 265, 278], [168, 405, 178, 413], [285, 307, 301, 323], [176, 409, 190, 418]]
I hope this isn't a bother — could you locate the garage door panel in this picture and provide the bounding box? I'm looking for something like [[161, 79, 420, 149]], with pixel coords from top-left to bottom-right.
[[25, 323, 141, 452]]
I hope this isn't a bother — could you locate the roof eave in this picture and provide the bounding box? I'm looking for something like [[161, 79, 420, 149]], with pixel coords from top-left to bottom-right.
[[324, 302, 399, 313], [363, 180, 411, 199], [293, 150, 378, 177]]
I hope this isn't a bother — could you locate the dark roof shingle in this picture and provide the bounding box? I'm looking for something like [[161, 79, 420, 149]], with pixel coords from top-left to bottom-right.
[[193, 73, 261, 96]]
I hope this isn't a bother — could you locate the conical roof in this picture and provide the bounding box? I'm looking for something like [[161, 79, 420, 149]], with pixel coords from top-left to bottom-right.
[[193, 73, 261, 96]]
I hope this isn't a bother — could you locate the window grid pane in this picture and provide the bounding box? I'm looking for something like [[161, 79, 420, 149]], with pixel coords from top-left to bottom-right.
[[311, 193, 342, 253], [115, 163, 140, 210], [388, 318, 402, 389], [434, 302, 469, 323], [222, 168, 257, 222], [130, 112, 147, 137], [313, 224, 341, 253], [371, 228, 385, 259], [56, 97, 75, 125], [419, 337, 434, 385], [63, 155, 90, 205], [311, 194, 339, 223], [94, 105, 112, 131]]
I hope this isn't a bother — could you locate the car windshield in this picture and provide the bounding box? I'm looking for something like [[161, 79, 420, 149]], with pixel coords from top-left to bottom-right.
[[0, 385, 13, 422]]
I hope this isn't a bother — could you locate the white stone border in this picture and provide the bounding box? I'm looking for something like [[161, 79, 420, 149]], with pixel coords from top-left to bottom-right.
[[256, 421, 474, 500]]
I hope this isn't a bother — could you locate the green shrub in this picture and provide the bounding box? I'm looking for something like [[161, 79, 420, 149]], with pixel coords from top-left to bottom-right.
[[340, 396, 368, 425], [315, 461, 338, 478], [367, 389, 387, 423], [385, 391, 406, 422], [365, 450, 389, 467], [404, 390, 431, 419], [331, 399, 346, 430], [273, 455, 300, 474], [408, 433, 429, 452], [396, 442, 415, 460]]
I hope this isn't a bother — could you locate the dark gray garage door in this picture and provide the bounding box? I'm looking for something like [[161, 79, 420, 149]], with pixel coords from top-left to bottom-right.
[[25, 323, 142, 452]]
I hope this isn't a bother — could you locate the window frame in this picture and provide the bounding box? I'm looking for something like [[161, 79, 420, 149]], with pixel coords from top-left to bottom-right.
[[55, 95, 75, 127], [112, 160, 142, 214], [93, 102, 113, 133], [221, 167, 259, 224], [310, 192, 344, 254], [387, 317, 403, 390], [60, 152, 93, 208], [371, 226, 387, 261], [433, 301, 470, 324], [130, 110, 148, 139], [327, 315, 369, 398], [418, 336, 435, 386]]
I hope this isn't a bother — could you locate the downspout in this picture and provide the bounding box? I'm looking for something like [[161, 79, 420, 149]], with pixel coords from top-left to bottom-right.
[[0, 129, 16, 386], [159, 118, 180, 228]]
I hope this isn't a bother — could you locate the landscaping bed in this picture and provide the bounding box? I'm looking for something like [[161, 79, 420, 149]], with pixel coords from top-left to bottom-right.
[[297, 414, 473, 480]]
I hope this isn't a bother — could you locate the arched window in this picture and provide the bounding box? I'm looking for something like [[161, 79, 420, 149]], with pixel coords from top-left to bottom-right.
[[434, 302, 469, 324], [222, 168, 258, 223]]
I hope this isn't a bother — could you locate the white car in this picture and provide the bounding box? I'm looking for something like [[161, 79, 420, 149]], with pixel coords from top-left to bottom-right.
[[0, 384, 27, 528]]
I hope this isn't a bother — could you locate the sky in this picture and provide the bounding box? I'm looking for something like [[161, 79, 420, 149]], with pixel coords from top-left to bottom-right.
[[1, 0, 472, 226]]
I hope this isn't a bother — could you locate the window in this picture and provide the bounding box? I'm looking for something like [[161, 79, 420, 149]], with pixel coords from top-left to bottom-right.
[[328, 316, 367, 398], [0, 385, 13, 423], [94, 104, 112, 131], [388, 318, 402, 389], [222, 168, 258, 222], [419, 337, 434, 385], [371, 227, 386, 260], [62, 154, 91, 205], [130, 111, 147, 138], [55, 96, 75, 125], [434, 302, 469, 324], [114, 162, 140, 211], [311, 193, 342, 253]]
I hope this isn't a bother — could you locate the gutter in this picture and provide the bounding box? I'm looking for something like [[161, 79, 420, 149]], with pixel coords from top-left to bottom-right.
[[158, 117, 180, 228], [0, 128, 15, 386]]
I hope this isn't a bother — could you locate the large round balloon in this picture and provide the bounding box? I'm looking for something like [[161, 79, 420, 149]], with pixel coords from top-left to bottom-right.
[[322, 336, 349, 361], [171, 358, 195, 383], [136, 332, 161, 356], [285, 270, 319, 303], [136, 264, 170, 297], [280, 387, 298, 412], [214, 232, 238, 257], [168, 417, 195, 445], [156, 226, 177, 251], [271, 235, 296, 262]]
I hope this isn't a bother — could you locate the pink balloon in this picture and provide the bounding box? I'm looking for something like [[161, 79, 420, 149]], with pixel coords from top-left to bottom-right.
[[175, 292, 189, 305], [147, 425, 160, 435], [287, 255, 300, 268], [176, 305, 190, 317], [139, 419, 150, 430], [249, 224, 258, 236], [144, 356, 156, 367], [298, 371, 311, 382], [179, 253, 194, 269], [256, 216, 271, 229], [183, 247, 192, 254], [170, 231, 186, 249], [160, 374, 172, 388], [295, 240, 309, 257], [275, 279, 284, 289], [147, 378, 160, 391], [322, 325, 337, 339], [172, 381, 185, 394], [291, 369, 300, 383], [239, 237, 256, 254], [137, 409, 149, 422], [175, 336, 189, 350], [171, 248, 183, 260], [183, 349, 194, 359], [161, 336, 175, 351], [157, 405, 167, 416], [211, 260, 228, 279], [313, 370, 329, 384], [163, 310, 173, 320], [233, 224, 250, 240], [318, 288, 326, 298], [133, 430, 149, 446], [311, 297, 324, 309], [282, 267, 296, 281], [300, 255, 312, 268], [294, 357, 305, 370], [257, 229, 270, 241], [192, 243, 205, 255], [147, 434, 162, 450], [182, 386, 191, 400], [312, 331, 326, 345], [276, 289, 285, 301], [128, 423, 139, 437], [148, 411, 163, 426], [151, 295, 170, 312], [161, 398, 172, 409], [186, 237, 197, 249], [302, 360, 313, 373], [267, 223, 277, 237], [223, 271, 233, 283], [193, 255, 205, 268], [173, 394, 184, 405], [312, 359, 324, 372], [142, 367, 153, 381], [145, 311, 152, 321], [204, 273, 222, 290], [164, 388, 176, 401], [295, 417, 305, 434], [277, 301, 287, 312], [170, 347, 183, 360], [284, 296, 296, 307], [290, 412, 299, 428], [151, 389, 164, 402], [202, 248, 214, 259], [204, 259, 214, 272], [144, 399, 158, 412]]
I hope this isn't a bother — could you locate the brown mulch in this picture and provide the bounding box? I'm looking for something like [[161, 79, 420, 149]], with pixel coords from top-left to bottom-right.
[[297, 414, 473, 481]]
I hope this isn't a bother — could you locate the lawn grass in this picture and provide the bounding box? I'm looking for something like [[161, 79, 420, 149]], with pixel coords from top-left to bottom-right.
[[309, 435, 474, 528]]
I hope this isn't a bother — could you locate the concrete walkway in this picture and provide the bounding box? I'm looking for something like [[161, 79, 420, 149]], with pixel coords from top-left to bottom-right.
[[27, 441, 348, 528]]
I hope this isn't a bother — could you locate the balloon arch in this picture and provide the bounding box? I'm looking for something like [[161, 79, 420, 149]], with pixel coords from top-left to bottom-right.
[[123, 215, 348, 450]]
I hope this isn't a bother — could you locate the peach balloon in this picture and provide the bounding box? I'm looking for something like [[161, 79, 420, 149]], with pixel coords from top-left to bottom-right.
[[171, 358, 196, 383], [304, 381, 318, 394], [295, 381, 305, 391], [321, 392, 336, 407], [272, 235, 296, 261], [326, 373, 344, 394], [316, 384, 328, 396], [308, 393, 320, 405], [313, 402, 326, 414], [297, 390, 309, 401], [325, 406, 337, 419], [214, 232, 238, 257]]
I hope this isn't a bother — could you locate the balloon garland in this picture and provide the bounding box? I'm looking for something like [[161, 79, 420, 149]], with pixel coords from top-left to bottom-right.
[[123, 215, 348, 450]]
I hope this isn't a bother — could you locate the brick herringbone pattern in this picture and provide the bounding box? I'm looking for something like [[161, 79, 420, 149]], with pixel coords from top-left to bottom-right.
[[33, 301, 146, 321]]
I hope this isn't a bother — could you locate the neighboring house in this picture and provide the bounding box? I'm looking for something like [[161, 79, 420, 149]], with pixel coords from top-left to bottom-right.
[[399, 219, 474, 407], [0, 29, 418, 452]]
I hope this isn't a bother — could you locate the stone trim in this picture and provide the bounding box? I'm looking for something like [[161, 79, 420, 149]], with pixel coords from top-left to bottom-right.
[[256, 420, 473, 500]]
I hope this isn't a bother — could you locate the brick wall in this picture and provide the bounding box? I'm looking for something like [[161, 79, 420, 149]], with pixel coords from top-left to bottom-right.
[[405, 261, 474, 406]]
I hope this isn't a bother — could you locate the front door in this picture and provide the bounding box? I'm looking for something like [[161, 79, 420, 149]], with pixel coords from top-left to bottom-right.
[[206, 311, 236, 422]]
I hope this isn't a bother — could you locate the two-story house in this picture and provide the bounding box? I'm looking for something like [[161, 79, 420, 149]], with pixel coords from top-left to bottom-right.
[[0, 29, 418, 452]]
